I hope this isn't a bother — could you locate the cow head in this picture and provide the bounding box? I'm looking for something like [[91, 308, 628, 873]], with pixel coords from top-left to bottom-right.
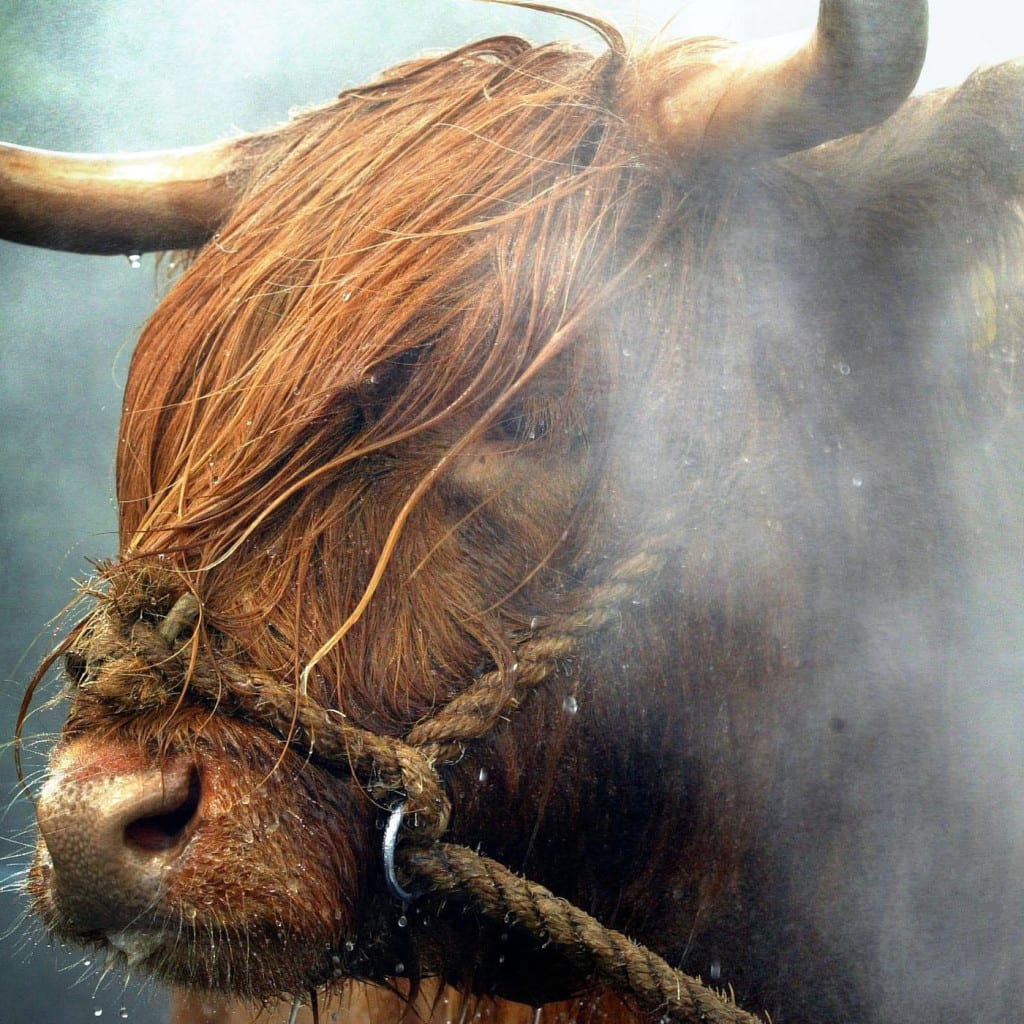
[[7, 3, 1024, 1022]]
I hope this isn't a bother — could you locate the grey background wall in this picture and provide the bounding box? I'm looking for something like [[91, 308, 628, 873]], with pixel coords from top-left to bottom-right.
[[2, 3, 1021, 1021]]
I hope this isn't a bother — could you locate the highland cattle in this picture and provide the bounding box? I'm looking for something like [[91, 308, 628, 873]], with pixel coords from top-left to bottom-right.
[[4, 3, 1024, 1022]]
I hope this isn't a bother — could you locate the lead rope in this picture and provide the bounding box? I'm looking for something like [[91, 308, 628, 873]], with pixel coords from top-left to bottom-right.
[[64, 553, 764, 1024], [401, 844, 763, 1024]]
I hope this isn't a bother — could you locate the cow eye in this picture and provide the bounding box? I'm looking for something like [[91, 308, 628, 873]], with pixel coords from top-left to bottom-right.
[[355, 348, 427, 429], [490, 400, 552, 445]]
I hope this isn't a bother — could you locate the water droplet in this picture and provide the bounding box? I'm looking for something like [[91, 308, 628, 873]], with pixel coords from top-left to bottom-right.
[[397, 915, 408, 928], [837, 361, 851, 376], [344, 940, 355, 952], [478, 767, 488, 783], [497, 954, 505, 964], [94, 1011, 103, 1019], [529, 615, 539, 632], [852, 476, 863, 488], [126, 253, 141, 270], [395, 962, 405, 974], [710, 958, 722, 980], [342, 292, 352, 302], [562, 694, 579, 715], [119, 1009, 129, 1020]]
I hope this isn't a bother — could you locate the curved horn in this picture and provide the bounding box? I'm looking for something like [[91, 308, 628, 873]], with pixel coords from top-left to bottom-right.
[[643, 0, 928, 164], [0, 137, 256, 255]]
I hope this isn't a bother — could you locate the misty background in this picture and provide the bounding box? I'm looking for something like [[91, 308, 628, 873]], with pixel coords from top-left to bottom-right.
[[1, 2, 1022, 1022]]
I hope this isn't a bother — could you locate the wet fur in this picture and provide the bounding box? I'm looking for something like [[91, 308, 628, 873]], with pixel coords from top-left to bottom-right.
[[24, 20, 1024, 1024]]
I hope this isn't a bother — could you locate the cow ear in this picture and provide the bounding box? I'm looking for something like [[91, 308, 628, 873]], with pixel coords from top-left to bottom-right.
[[785, 60, 1024, 362], [819, 60, 1024, 194]]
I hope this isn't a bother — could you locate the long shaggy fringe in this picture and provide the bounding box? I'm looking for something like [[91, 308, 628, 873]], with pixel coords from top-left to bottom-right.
[[111, 25, 684, 727]]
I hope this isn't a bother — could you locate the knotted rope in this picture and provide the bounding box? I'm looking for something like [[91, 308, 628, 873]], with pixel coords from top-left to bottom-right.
[[60, 555, 763, 1024]]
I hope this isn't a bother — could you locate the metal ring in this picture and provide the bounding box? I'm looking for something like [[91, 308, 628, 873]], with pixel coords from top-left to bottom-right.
[[383, 802, 416, 903]]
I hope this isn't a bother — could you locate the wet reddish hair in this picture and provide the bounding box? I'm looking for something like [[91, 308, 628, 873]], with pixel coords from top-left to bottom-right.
[[28, 16, 828, 1017], [106, 20, 799, 963], [113, 27, 687, 724]]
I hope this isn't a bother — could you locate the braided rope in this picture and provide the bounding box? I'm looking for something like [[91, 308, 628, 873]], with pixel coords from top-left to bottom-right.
[[406, 548, 664, 754], [61, 542, 765, 1022], [402, 844, 763, 1024], [74, 590, 453, 834], [72, 548, 668, 835]]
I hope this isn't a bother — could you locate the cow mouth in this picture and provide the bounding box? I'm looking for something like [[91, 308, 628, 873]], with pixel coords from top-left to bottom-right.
[[104, 928, 165, 966]]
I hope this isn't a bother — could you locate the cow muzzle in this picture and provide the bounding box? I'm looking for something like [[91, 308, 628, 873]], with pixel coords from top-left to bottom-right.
[[34, 740, 201, 937]]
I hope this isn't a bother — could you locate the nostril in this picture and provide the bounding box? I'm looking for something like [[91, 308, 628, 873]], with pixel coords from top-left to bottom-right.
[[124, 767, 201, 853], [35, 751, 205, 934]]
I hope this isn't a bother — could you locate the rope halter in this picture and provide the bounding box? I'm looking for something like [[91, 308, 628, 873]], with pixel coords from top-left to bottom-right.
[[51, 554, 764, 1024]]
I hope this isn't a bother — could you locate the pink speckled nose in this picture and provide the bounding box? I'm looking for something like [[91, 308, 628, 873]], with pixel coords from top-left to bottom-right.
[[36, 746, 200, 933]]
